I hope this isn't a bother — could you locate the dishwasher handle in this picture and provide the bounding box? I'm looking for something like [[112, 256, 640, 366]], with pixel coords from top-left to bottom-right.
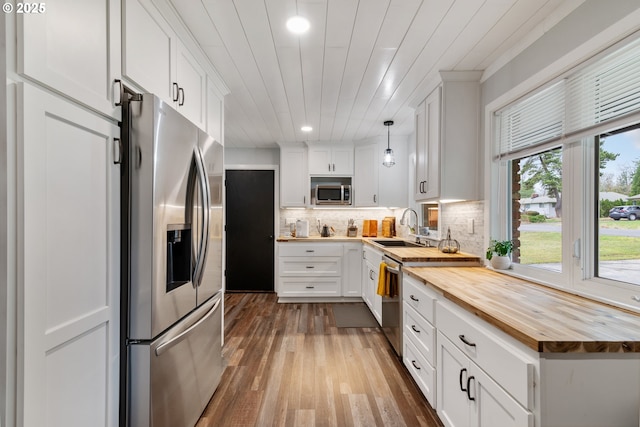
[[383, 256, 401, 274]]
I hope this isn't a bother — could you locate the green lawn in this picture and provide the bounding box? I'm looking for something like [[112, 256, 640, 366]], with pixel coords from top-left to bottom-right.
[[518, 219, 640, 264]]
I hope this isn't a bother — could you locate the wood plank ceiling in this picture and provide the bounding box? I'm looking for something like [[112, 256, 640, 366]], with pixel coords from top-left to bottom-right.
[[170, 0, 584, 148]]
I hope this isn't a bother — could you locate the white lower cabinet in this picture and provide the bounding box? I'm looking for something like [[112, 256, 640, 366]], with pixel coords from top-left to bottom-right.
[[402, 275, 438, 406], [343, 243, 363, 297], [436, 299, 534, 427], [438, 332, 533, 427], [277, 242, 362, 298], [277, 243, 342, 297], [361, 245, 382, 324]]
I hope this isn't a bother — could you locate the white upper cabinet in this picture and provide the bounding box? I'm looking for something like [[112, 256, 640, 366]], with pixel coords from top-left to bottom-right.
[[122, 0, 207, 128], [18, 0, 121, 118], [354, 143, 379, 206], [308, 145, 354, 175], [280, 146, 309, 207], [415, 71, 481, 202], [176, 41, 207, 129]]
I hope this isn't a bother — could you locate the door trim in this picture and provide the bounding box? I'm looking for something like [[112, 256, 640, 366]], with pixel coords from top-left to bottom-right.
[[224, 164, 279, 292]]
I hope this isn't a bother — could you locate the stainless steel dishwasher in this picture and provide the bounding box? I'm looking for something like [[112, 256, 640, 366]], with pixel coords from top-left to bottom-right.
[[382, 255, 402, 356]]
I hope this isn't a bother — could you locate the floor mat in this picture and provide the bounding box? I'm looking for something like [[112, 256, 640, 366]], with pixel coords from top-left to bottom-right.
[[332, 303, 379, 328]]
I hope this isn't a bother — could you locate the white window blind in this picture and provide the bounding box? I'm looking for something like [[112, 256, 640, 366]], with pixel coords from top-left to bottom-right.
[[496, 81, 564, 156], [495, 35, 640, 157], [565, 38, 640, 133]]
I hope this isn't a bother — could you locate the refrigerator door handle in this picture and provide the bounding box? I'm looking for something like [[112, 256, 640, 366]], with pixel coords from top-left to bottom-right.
[[154, 296, 221, 357], [192, 147, 211, 288]]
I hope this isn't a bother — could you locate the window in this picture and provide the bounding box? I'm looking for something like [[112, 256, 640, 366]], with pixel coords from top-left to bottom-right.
[[492, 34, 640, 307]]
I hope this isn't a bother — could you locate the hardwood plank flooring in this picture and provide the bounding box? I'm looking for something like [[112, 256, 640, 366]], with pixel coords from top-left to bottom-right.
[[197, 293, 443, 427]]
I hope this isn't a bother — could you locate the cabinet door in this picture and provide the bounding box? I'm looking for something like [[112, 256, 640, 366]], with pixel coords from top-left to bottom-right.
[[207, 77, 224, 143], [280, 147, 309, 207], [366, 261, 382, 325], [414, 100, 427, 200], [438, 332, 471, 427], [18, 0, 121, 117], [354, 144, 378, 206], [176, 41, 207, 129], [308, 146, 333, 174], [423, 87, 441, 200], [332, 146, 354, 175], [343, 243, 363, 296], [122, 0, 175, 104], [471, 368, 533, 427], [18, 84, 120, 427]]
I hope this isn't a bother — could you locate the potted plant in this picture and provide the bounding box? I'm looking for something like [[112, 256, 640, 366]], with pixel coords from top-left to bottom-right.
[[486, 239, 513, 270]]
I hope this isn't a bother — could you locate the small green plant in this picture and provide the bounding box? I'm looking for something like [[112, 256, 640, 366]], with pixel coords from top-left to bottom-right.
[[486, 239, 513, 260]]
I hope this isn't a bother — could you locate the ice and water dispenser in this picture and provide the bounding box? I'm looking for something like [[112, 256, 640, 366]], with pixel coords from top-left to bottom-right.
[[166, 224, 192, 292]]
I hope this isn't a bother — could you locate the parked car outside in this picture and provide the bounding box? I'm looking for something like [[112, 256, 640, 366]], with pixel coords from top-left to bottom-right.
[[609, 205, 640, 220]]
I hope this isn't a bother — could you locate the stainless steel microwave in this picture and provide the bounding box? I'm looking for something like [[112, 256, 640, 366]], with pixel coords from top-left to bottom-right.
[[314, 184, 352, 205]]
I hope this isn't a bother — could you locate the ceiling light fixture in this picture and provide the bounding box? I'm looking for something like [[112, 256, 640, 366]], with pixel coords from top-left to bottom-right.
[[301, 125, 312, 132], [286, 16, 310, 34], [382, 120, 395, 168]]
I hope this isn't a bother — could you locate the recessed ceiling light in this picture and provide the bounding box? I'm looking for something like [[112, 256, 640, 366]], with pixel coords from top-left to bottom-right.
[[301, 126, 312, 132], [287, 16, 310, 34]]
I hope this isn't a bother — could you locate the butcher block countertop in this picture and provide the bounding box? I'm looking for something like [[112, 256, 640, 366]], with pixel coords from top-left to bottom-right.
[[277, 236, 481, 264], [403, 266, 640, 353]]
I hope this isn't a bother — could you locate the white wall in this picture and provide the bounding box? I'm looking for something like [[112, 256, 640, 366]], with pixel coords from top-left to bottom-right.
[[224, 147, 279, 166]]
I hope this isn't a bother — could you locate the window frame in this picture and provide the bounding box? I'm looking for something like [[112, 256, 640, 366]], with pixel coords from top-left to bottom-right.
[[487, 34, 640, 312]]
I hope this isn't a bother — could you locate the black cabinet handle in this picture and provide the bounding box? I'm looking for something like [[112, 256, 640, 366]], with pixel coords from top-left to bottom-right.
[[172, 82, 179, 102], [306, 266, 315, 269], [411, 360, 421, 370], [459, 368, 467, 392], [459, 334, 477, 347], [410, 295, 419, 302], [467, 376, 475, 401], [411, 325, 420, 333]]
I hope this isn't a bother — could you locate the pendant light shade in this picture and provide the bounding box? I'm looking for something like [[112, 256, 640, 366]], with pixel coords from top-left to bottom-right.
[[382, 120, 395, 167]]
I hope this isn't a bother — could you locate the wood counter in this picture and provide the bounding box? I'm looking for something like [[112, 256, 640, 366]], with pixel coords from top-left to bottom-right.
[[277, 236, 482, 264], [403, 266, 640, 353]]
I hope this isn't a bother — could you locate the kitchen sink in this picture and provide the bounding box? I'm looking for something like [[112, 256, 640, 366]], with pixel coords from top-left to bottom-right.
[[372, 239, 423, 248]]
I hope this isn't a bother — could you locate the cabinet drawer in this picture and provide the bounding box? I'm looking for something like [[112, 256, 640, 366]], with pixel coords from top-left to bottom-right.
[[437, 301, 535, 409], [403, 303, 436, 366], [403, 275, 437, 323], [278, 277, 341, 297], [403, 337, 436, 406], [279, 243, 343, 257], [279, 257, 341, 276]]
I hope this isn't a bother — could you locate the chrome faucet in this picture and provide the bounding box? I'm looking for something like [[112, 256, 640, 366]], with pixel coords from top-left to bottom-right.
[[400, 208, 419, 238]]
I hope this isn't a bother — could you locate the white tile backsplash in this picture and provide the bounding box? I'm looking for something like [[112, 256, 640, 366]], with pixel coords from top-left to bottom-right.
[[280, 200, 485, 258], [279, 208, 412, 238], [440, 201, 485, 257]]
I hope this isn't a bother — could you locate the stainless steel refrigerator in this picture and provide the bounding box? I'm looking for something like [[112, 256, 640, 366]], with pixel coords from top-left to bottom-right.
[[120, 92, 224, 427]]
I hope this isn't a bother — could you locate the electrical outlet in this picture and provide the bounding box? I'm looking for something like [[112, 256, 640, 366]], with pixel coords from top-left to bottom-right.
[[467, 218, 474, 234]]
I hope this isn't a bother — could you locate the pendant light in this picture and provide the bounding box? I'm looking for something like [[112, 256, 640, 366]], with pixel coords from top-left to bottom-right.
[[382, 120, 395, 167]]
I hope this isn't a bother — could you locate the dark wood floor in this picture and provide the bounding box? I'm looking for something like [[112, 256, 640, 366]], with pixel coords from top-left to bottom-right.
[[197, 293, 443, 427]]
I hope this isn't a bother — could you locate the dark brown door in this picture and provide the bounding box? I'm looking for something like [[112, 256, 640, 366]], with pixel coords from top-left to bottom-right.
[[225, 170, 275, 292]]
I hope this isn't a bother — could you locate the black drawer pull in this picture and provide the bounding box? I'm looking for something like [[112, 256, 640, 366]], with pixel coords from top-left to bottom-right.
[[306, 250, 315, 253], [411, 360, 421, 370], [411, 325, 420, 333], [467, 376, 475, 401], [459, 368, 467, 392], [410, 295, 419, 302], [306, 266, 315, 269], [305, 286, 315, 289], [459, 335, 476, 347]]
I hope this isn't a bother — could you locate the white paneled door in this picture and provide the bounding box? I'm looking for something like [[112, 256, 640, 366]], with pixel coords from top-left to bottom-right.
[[17, 83, 120, 427]]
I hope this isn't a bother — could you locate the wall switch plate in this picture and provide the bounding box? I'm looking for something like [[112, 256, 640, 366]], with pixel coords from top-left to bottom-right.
[[467, 218, 474, 234]]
